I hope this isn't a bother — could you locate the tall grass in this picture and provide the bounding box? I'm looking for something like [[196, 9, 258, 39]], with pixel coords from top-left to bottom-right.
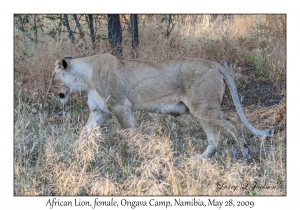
[[14, 14, 286, 195]]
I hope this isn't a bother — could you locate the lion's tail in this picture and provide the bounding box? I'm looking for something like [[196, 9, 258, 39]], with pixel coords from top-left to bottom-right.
[[219, 61, 273, 137]]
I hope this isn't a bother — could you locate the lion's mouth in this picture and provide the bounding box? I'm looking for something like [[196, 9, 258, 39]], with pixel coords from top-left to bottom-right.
[[59, 93, 66, 99], [56, 88, 70, 104]]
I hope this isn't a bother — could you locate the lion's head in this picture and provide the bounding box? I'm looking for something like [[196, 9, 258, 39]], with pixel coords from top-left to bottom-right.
[[50, 58, 72, 104]]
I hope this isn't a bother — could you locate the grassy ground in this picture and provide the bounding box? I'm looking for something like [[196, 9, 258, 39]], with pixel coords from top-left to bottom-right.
[[14, 14, 286, 195]]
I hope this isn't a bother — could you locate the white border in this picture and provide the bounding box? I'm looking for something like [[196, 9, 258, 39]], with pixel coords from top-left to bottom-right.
[[3, 0, 298, 209]]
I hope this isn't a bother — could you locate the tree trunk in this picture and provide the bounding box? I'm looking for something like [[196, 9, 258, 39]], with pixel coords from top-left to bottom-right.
[[107, 14, 123, 57], [64, 14, 75, 44], [88, 14, 97, 50], [33, 14, 38, 43], [73, 14, 85, 42], [130, 14, 139, 57], [166, 14, 175, 38]]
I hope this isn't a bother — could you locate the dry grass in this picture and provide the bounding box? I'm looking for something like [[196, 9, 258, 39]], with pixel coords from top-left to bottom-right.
[[14, 14, 286, 196]]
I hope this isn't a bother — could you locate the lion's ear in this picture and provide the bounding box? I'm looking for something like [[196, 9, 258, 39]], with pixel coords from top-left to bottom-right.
[[62, 59, 68, 69], [55, 59, 62, 68], [55, 59, 68, 70]]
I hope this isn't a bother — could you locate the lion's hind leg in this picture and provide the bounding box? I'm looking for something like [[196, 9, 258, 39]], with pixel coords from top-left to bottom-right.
[[204, 112, 251, 160], [222, 114, 252, 160], [111, 104, 135, 129], [192, 107, 251, 160], [189, 106, 223, 159], [199, 119, 221, 158]]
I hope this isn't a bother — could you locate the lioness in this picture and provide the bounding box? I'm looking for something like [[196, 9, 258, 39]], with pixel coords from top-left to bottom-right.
[[50, 53, 273, 160]]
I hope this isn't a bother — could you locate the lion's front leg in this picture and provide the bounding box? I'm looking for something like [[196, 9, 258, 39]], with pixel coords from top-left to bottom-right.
[[86, 110, 109, 129], [111, 104, 135, 129]]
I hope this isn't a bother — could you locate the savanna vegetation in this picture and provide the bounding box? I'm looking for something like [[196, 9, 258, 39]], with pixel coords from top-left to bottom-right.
[[14, 14, 286, 195]]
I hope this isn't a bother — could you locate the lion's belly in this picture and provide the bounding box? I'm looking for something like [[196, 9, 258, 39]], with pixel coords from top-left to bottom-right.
[[133, 101, 189, 116]]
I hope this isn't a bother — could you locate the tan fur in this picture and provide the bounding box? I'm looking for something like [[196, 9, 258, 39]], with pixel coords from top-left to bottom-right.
[[50, 53, 273, 160]]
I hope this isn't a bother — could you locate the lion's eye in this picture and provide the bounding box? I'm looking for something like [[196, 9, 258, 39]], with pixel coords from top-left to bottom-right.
[[59, 93, 65, 98]]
